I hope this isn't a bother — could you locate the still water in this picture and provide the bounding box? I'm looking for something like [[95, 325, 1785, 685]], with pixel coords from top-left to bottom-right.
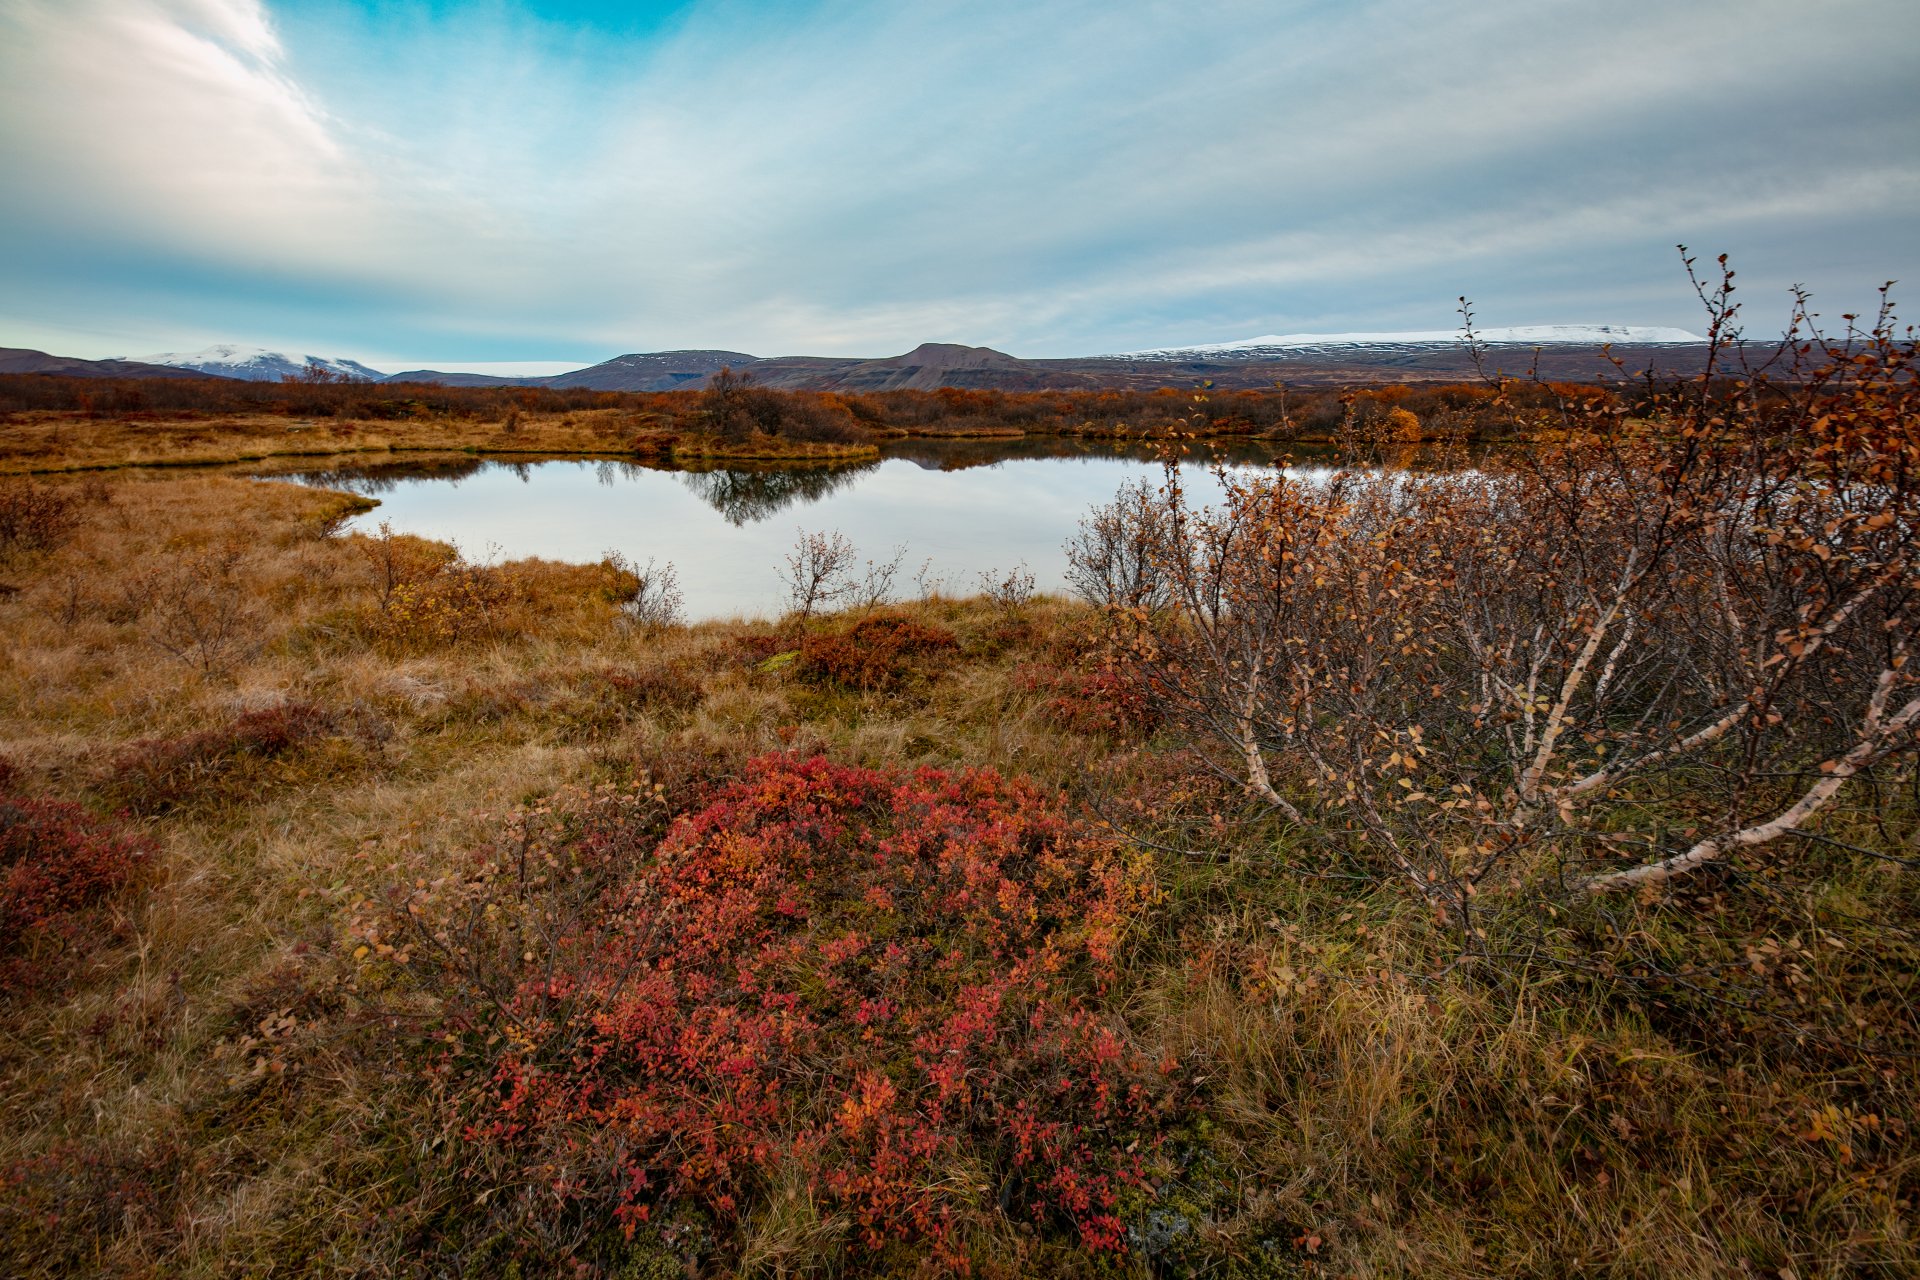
[[272, 438, 1299, 620]]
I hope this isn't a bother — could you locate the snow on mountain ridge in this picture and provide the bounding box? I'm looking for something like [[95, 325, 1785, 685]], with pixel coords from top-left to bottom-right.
[[129, 345, 386, 382], [1116, 325, 1707, 359]]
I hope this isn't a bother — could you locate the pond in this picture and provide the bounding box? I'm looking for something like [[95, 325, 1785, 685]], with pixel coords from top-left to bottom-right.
[[270, 437, 1308, 620]]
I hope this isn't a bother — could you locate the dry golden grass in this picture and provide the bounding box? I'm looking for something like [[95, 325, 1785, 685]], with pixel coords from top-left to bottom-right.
[[0, 469, 1115, 1274], [0, 462, 1913, 1277], [0, 407, 874, 476], [0, 408, 658, 474]]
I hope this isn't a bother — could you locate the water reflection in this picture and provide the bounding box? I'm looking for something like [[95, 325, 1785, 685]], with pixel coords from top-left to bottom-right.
[[879, 434, 1291, 472], [270, 438, 1305, 521], [283, 456, 492, 493], [260, 437, 1351, 619], [677, 460, 879, 526]]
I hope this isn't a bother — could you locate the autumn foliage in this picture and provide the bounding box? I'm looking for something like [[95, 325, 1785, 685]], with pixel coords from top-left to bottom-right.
[[1075, 266, 1920, 916], [0, 789, 154, 991], [101, 702, 335, 815], [0, 364, 1598, 446], [797, 613, 958, 691], [356, 521, 642, 652], [389, 755, 1175, 1267], [0, 479, 83, 560]]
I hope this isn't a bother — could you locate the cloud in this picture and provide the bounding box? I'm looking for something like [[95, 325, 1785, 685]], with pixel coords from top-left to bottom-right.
[[1, 2, 353, 251], [1, 0, 1915, 359]]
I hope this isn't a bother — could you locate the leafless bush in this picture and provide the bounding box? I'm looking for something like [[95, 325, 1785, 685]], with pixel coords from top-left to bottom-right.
[[781, 529, 860, 618], [978, 562, 1036, 611], [1079, 265, 1920, 917], [1065, 477, 1168, 609], [0, 480, 83, 561], [605, 551, 684, 630], [854, 543, 908, 611], [913, 557, 947, 600], [139, 545, 265, 679]]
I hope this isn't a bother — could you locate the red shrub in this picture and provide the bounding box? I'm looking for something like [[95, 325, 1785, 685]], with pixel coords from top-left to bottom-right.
[[102, 702, 333, 814], [0, 1136, 185, 1271], [0, 796, 154, 989], [409, 755, 1175, 1265], [797, 613, 957, 691], [598, 663, 704, 712], [1014, 661, 1153, 737], [727, 630, 788, 665]]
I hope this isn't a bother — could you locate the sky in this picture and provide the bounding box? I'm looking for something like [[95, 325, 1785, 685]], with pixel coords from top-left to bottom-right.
[[1, 0, 1916, 369]]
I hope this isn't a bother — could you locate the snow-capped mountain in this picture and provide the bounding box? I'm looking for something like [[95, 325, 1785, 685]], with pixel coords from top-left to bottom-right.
[[1115, 325, 1707, 361], [127, 345, 385, 382]]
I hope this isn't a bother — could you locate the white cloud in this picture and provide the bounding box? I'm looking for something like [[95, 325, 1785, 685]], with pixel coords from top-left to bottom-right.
[[0, 0, 378, 271], [1, 0, 1915, 358]]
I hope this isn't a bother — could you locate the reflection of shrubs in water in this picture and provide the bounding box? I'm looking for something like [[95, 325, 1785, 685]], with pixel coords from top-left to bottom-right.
[[879, 435, 1289, 473], [276, 457, 493, 495], [279, 457, 670, 497], [678, 460, 877, 526]]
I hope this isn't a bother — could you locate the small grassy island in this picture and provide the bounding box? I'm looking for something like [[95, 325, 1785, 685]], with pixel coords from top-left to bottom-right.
[[2, 308, 1918, 1277]]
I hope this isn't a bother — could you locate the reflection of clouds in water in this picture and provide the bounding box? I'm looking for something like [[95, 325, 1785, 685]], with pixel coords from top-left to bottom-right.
[[279, 455, 883, 525], [677, 462, 879, 526], [269, 439, 1311, 502], [258, 446, 1391, 619]]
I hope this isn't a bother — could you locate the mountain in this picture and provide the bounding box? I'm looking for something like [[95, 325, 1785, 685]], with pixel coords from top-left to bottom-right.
[[379, 369, 549, 387], [523, 344, 1039, 393], [740, 343, 1030, 392], [130, 345, 385, 382], [0, 347, 220, 379], [1115, 325, 1707, 360], [14, 322, 1731, 397], [728, 333, 1716, 392], [543, 350, 758, 391]]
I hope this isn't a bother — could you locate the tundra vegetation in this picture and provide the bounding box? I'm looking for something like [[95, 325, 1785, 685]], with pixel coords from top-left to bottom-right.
[[0, 267, 1916, 1277], [3, 360, 1584, 476]]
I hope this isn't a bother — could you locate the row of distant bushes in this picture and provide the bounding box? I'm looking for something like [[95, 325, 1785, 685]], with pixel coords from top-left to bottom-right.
[[0, 369, 1658, 440], [0, 374, 631, 421]]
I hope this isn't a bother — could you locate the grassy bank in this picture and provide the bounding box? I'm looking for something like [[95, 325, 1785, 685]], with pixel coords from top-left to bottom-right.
[[0, 408, 887, 476], [0, 437, 1914, 1277], [0, 371, 1599, 475]]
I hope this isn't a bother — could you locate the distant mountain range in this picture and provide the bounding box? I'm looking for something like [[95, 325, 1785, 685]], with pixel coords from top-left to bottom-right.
[[1117, 325, 1706, 360], [0, 347, 216, 379], [128, 345, 386, 382], [379, 333, 1720, 392], [5, 327, 1730, 392]]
